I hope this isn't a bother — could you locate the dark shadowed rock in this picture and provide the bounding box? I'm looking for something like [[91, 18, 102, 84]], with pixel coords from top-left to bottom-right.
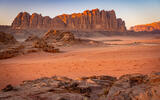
[[32, 38, 47, 48], [43, 45, 60, 53], [43, 30, 75, 42], [106, 73, 160, 100], [25, 35, 40, 42], [0, 32, 17, 45], [0, 44, 24, 59], [2, 85, 14, 92], [32, 38, 60, 53], [0, 73, 159, 100], [0, 31, 61, 60]]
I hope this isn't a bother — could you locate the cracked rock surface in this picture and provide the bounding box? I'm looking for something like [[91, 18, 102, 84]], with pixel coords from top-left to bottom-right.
[[0, 72, 160, 100]]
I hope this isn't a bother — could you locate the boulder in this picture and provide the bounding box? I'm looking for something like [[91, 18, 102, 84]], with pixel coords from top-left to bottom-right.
[[0, 44, 24, 59], [43, 30, 75, 42], [0, 73, 159, 100], [25, 35, 40, 42], [32, 38, 59, 53], [32, 38, 47, 48], [2, 85, 14, 92], [0, 31, 17, 45], [42, 45, 59, 53], [106, 73, 160, 100]]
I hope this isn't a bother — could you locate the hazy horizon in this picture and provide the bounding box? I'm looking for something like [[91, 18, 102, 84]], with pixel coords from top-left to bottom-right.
[[0, 0, 160, 29]]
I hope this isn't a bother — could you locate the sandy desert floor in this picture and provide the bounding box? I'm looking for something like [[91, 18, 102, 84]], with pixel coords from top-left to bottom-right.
[[0, 36, 160, 89]]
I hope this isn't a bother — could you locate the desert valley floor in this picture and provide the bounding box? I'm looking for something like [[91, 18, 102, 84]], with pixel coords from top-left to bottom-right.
[[0, 36, 160, 89]]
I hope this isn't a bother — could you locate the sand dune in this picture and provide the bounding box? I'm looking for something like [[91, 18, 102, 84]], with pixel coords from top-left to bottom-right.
[[0, 36, 160, 89]]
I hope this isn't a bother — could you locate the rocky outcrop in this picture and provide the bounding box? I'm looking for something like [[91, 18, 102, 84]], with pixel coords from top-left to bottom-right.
[[25, 35, 40, 42], [106, 73, 160, 100], [0, 32, 59, 59], [0, 44, 24, 59], [43, 30, 75, 42], [0, 32, 17, 45], [12, 9, 126, 32], [32, 38, 60, 53], [0, 32, 23, 59], [130, 21, 160, 32], [0, 30, 104, 59], [0, 72, 160, 100]]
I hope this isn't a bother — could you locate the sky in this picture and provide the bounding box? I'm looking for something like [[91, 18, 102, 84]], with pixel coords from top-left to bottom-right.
[[0, 0, 160, 29]]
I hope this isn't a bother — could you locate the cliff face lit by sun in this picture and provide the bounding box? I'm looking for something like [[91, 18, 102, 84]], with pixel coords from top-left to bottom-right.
[[11, 9, 126, 32], [130, 21, 160, 32]]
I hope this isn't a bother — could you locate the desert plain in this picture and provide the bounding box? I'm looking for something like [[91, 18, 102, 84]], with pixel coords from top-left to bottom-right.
[[0, 35, 160, 89]]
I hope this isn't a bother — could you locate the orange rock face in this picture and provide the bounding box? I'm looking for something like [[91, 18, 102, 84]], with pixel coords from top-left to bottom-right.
[[12, 9, 126, 32], [130, 21, 160, 32]]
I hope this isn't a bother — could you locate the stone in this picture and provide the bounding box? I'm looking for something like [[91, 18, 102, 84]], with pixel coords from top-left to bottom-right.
[[0, 44, 24, 59], [12, 12, 30, 29], [2, 84, 14, 92], [32, 39, 47, 48], [0, 48, 17, 59], [11, 9, 126, 32], [43, 30, 75, 42], [106, 73, 160, 100], [1, 73, 160, 100], [130, 21, 160, 32], [32, 38, 60, 53], [42, 45, 59, 53], [39, 93, 86, 100], [0, 31, 17, 45], [25, 35, 40, 42]]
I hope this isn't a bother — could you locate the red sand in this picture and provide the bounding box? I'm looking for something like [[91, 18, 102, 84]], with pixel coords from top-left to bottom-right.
[[0, 36, 160, 89]]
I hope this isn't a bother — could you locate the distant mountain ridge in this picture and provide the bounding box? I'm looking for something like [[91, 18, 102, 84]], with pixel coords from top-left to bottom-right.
[[130, 21, 160, 32], [11, 8, 126, 32]]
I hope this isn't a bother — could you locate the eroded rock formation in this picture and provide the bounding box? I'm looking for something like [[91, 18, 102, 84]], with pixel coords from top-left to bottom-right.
[[0, 31, 59, 59], [43, 30, 75, 42], [43, 29, 103, 46], [0, 72, 160, 100], [0, 44, 24, 59], [31, 38, 60, 53], [130, 21, 160, 32], [12, 9, 126, 32], [0, 31, 17, 45]]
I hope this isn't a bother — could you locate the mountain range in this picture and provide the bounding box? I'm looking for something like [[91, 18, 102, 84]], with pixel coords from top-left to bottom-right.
[[11, 8, 126, 32], [130, 21, 160, 32]]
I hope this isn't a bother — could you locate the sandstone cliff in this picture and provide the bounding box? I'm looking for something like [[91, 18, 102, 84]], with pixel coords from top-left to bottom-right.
[[130, 21, 160, 32], [12, 9, 126, 32]]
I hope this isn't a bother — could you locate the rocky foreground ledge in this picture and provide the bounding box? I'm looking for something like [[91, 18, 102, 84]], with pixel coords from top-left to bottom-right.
[[0, 72, 160, 100]]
